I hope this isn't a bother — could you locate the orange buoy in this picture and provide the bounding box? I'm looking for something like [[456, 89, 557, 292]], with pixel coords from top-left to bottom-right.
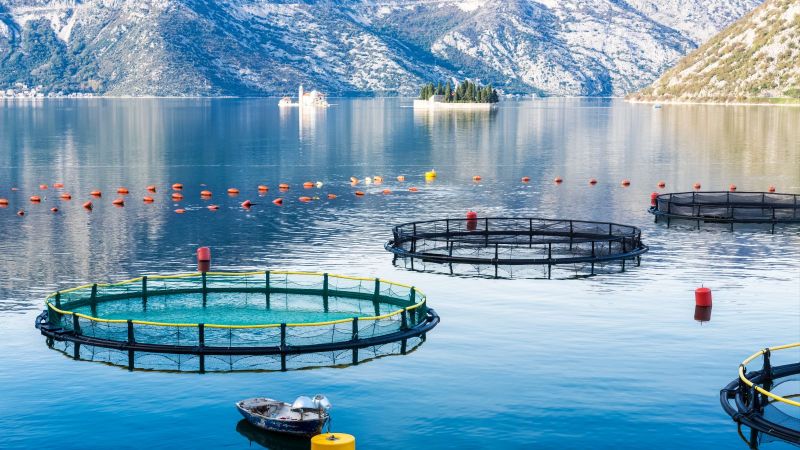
[[382, 189, 392, 195], [589, 178, 598, 185], [657, 181, 666, 188], [241, 200, 252, 208], [59, 193, 72, 200], [0, 198, 9, 205], [650, 192, 659, 206], [350, 177, 359, 184], [695, 287, 712, 307], [90, 190, 102, 197], [143, 196, 154, 203], [374, 176, 383, 184], [272, 198, 283, 205], [117, 187, 129, 194], [146, 185, 157, 192], [30, 196, 41, 203], [17, 210, 24, 216], [83, 201, 93, 210], [554, 177, 563, 184], [172, 183, 183, 190], [521, 176, 530, 183], [299, 196, 312, 202], [621, 179, 631, 187], [207, 204, 219, 211], [472, 175, 482, 182], [175, 209, 186, 214], [327, 194, 337, 199], [53, 182, 64, 189], [729, 184, 737, 192], [279, 183, 290, 191], [355, 191, 365, 196], [50, 207, 58, 213], [39, 184, 48, 190], [257, 185, 269, 192], [693, 182, 701, 190], [397, 176, 406, 182], [768, 185, 776, 193], [303, 182, 314, 189], [409, 187, 419, 192], [171, 192, 184, 201], [112, 198, 125, 206], [227, 188, 240, 195], [200, 190, 212, 197]]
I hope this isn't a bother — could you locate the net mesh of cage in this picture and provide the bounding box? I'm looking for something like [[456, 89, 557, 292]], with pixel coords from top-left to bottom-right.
[[652, 192, 800, 227], [386, 217, 648, 278], [38, 272, 438, 371]]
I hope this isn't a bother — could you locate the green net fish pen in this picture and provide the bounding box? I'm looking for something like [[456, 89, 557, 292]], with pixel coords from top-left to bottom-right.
[[720, 342, 800, 446], [36, 271, 439, 372], [650, 191, 800, 232], [385, 217, 648, 279]]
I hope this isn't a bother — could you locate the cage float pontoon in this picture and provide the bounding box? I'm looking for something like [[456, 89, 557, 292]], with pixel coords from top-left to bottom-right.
[[385, 217, 648, 279], [36, 271, 439, 372], [720, 343, 800, 446], [650, 191, 800, 232]]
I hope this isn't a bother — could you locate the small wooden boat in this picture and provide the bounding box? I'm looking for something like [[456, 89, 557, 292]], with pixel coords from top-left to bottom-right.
[[236, 395, 331, 437]]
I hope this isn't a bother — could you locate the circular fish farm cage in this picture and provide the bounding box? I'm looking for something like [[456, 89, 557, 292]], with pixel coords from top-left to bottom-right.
[[720, 343, 800, 446], [650, 191, 800, 232], [385, 217, 648, 279], [36, 271, 439, 372]]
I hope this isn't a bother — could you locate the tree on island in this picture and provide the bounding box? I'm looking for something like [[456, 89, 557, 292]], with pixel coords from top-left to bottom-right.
[[418, 79, 498, 103]]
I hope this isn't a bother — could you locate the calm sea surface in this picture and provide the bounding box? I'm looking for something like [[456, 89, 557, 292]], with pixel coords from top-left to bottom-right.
[[0, 98, 798, 449]]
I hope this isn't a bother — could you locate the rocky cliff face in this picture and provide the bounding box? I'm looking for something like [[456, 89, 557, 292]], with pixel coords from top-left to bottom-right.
[[0, 0, 761, 96], [632, 0, 800, 102]]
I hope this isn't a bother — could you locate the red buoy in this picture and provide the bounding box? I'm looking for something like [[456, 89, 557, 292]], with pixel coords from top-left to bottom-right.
[[695, 287, 712, 307], [0, 198, 8, 206], [768, 185, 776, 193], [303, 182, 314, 189], [112, 198, 125, 206], [200, 190, 212, 197], [17, 209, 24, 216], [298, 196, 312, 203], [327, 194, 337, 199], [521, 176, 531, 183], [29, 196, 41, 203], [554, 176, 563, 184], [650, 192, 659, 207], [657, 181, 666, 188], [143, 196, 154, 203], [589, 178, 598, 185], [53, 182, 64, 189], [146, 185, 157, 193], [729, 184, 737, 192], [172, 183, 183, 190], [197, 247, 211, 272], [621, 179, 631, 187], [272, 198, 283, 205], [472, 175, 482, 182], [90, 190, 102, 197], [50, 207, 58, 213], [241, 199, 252, 208], [207, 204, 219, 211], [466, 210, 478, 231], [83, 201, 93, 210], [693, 182, 701, 190]]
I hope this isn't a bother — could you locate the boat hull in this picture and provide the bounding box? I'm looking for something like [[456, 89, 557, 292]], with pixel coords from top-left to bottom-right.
[[236, 401, 326, 437]]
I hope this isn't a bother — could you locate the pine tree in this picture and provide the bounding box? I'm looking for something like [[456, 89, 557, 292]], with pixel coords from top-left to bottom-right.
[[445, 81, 452, 102]]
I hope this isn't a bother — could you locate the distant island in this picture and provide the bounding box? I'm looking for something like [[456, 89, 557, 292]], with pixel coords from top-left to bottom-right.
[[414, 79, 499, 110], [629, 0, 799, 105]]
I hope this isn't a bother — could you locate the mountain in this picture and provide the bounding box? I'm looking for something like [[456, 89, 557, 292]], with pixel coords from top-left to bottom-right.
[[0, 0, 762, 97], [631, 0, 800, 102]]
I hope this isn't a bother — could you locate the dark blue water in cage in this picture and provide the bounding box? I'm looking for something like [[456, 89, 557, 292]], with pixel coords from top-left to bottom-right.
[[0, 98, 799, 449]]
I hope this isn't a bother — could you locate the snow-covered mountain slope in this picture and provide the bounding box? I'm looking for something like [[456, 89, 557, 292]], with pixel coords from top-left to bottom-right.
[[632, 0, 800, 102], [0, 0, 762, 96]]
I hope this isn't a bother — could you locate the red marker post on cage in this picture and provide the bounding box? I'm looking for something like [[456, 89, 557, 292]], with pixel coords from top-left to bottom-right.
[[197, 247, 211, 272]]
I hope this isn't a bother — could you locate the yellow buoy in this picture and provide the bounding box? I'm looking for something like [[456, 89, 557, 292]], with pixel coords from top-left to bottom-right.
[[425, 169, 437, 179], [311, 433, 355, 450]]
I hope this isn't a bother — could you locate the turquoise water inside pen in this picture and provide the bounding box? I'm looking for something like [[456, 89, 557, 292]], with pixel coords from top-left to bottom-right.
[[0, 98, 799, 449]]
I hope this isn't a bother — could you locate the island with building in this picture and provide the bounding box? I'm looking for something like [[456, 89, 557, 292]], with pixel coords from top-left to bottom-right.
[[278, 85, 330, 108], [413, 79, 499, 110]]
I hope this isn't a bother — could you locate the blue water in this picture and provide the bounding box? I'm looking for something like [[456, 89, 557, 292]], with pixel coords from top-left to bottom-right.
[[0, 98, 799, 449]]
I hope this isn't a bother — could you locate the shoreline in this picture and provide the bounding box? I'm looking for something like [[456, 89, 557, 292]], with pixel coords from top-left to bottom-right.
[[627, 98, 800, 107]]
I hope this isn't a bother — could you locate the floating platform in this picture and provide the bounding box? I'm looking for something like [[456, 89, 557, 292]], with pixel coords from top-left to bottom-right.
[[36, 271, 439, 372], [650, 191, 800, 232], [720, 343, 800, 446], [385, 217, 648, 279]]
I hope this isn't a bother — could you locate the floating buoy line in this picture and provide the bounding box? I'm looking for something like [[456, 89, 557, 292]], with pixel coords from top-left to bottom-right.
[[1, 176, 791, 217]]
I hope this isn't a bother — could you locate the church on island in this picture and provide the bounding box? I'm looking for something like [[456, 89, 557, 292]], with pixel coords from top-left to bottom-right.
[[278, 85, 330, 108]]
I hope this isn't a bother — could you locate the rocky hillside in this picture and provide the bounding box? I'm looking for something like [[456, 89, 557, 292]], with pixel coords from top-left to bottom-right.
[[0, 0, 761, 97], [632, 0, 800, 102]]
